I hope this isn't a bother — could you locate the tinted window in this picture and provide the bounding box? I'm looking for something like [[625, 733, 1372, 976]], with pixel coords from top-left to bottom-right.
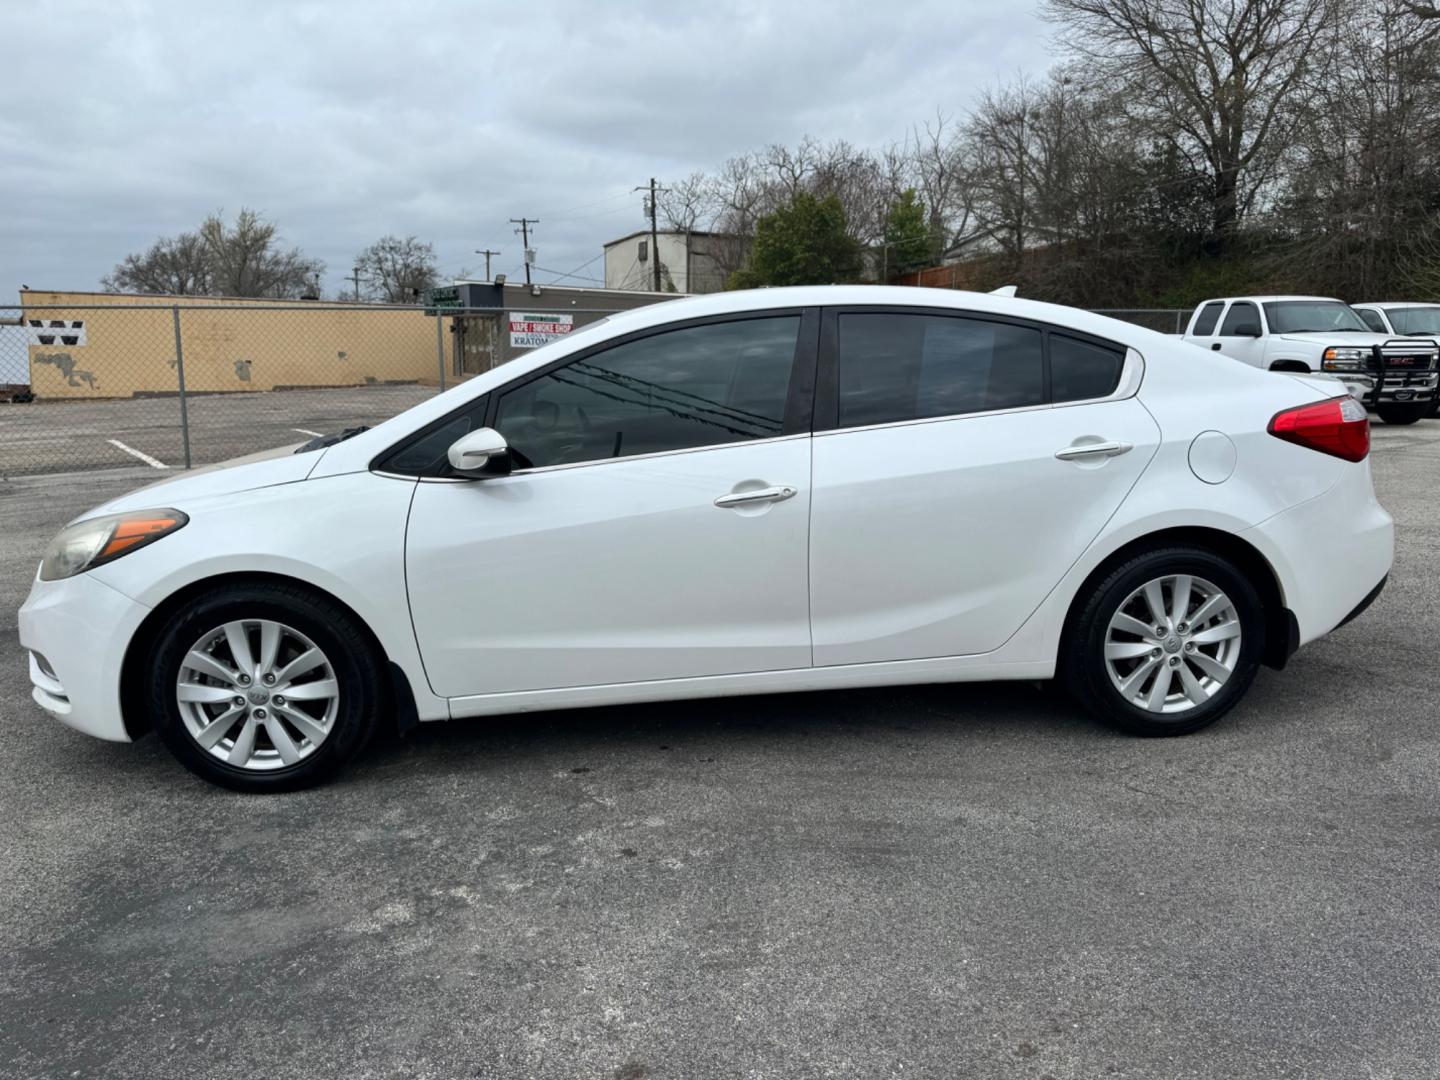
[[1191, 301, 1224, 336], [1356, 308, 1388, 333], [379, 396, 489, 476], [1386, 307, 1440, 335], [1051, 335, 1125, 402], [837, 313, 1043, 427], [494, 316, 798, 469], [1219, 302, 1261, 336], [1261, 301, 1367, 334]]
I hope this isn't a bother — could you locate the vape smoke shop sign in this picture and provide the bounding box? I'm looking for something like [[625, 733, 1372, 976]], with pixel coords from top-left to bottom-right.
[[509, 312, 573, 349]]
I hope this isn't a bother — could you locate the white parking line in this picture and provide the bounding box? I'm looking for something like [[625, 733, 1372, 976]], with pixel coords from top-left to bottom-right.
[[293, 428, 324, 438], [107, 439, 170, 469]]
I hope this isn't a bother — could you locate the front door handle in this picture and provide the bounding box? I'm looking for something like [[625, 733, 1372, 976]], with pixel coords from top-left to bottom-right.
[[1055, 441, 1133, 461], [1211, 343, 1222, 351], [714, 485, 797, 508]]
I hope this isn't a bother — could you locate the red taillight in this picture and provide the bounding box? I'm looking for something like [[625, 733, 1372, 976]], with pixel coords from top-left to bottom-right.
[[1268, 395, 1370, 462]]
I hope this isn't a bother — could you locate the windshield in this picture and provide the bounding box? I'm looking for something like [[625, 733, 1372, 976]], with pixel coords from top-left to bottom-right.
[[1263, 301, 1368, 334], [1386, 306, 1440, 335]]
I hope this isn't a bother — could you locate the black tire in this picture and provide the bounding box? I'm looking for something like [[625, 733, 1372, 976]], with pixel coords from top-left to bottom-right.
[[146, 582, 385, 792], [1376, 402, 1428, 425], [1060, 546, 1266, 737]]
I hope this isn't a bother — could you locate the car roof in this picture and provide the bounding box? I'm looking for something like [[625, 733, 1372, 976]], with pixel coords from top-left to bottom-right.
[[1203, 295, 1345, 304], [582, 285, 1173, 350], [1355, 301, 1440, 309]]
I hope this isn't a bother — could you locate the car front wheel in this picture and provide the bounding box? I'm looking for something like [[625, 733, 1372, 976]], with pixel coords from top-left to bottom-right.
[[1061, 546, 1265, 737], [146, 582, 384, 791]]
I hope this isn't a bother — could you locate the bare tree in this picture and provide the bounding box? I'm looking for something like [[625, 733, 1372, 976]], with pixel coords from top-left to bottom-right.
[[199, 209, 325, 298], [900, 112, 979, 257], [103, 209, 323, 297], [1280, 0, 1440, 296], [1043, 0, 1341, 250], [354, 235, 439, 303], [102, 232, 213, 295]]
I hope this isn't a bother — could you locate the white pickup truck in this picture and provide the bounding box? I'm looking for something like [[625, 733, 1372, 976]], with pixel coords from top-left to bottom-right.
[[1181, 295, 1440, 424], [1352, 301, 1440, 419]]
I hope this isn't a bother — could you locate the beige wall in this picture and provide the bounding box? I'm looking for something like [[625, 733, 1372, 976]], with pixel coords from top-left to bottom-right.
[[19, 291, 453, 400]]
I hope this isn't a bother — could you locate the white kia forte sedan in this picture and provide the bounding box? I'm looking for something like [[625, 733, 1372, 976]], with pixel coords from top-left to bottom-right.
[[19, 287, 1393, 790]]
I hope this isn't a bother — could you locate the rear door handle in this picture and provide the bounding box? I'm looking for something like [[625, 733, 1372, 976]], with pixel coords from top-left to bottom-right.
[[714, 485, 797, 508], [1211, 343, 1222, 351], [1055, 441, 1132, 461]]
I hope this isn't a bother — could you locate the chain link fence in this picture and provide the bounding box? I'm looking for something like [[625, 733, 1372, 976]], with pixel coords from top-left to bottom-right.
[[0, 301, 643, 478], [1, 298, 1191, 478], [1090, 309, 1190, 334]]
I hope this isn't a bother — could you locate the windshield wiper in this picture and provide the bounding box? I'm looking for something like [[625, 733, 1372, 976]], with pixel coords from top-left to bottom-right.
[[294, 425, 369, 454]]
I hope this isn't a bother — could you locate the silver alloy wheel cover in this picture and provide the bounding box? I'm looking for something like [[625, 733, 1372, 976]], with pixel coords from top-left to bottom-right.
[[176, 619, 339, 771], [1103, 574, 1242, 715]]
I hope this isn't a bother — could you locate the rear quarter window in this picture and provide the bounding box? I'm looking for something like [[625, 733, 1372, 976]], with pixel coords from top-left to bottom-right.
[[1050, 335, 1125, 403]]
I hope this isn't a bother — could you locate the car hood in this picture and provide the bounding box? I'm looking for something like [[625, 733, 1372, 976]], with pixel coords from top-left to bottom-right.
[[1275, 332, 1435, 349], [88, 442, 321, 517]]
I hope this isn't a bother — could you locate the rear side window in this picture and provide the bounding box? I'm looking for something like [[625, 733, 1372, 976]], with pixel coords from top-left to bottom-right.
[[1191, 302, 1224, 336], [836, 313, 1044, 427], [1051, 335, 1125, 403], [1356, 308, 1388, 333], [1219, 302, 1261, 336]]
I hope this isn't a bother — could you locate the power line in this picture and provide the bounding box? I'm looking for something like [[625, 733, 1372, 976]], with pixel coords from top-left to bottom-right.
[[530, 265, 604, 285], [538, 251, 606, 286]]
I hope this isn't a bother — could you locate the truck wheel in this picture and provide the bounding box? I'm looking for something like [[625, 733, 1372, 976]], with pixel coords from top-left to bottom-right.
[[1376, 403, 1429, 425]]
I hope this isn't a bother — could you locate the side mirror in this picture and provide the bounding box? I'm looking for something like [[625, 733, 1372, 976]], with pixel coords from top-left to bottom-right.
[[447, 427, 512, 478]]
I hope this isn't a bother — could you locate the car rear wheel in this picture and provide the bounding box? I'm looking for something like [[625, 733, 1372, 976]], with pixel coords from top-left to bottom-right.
[[1061, 546, 1265, 737], [147, 582, 384, 791], [1376, 402, 1429, 425]]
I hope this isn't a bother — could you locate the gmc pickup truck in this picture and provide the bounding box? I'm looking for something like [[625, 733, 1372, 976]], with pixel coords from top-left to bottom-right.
[[1352, 301, 1440, 418], [1182, 295, 1440, 424]]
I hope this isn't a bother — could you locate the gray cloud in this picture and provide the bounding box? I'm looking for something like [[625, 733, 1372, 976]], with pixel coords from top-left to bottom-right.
[[0, 0, 1053, 298]]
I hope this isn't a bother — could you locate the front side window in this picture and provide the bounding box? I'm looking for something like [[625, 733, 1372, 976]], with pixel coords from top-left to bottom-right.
[[1386, 306, 1440, 335], [1191, 301, 1225, 336], [1219, 302, 1262, 336], [1262, 301, 1367, 334], [836, 313, 1044, 428], [1355, 308, 1389, 334], [494, 316, 799, 469], [1051, 334, 1125, 403]]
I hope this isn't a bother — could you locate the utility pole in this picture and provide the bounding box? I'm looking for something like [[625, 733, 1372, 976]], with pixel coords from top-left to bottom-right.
[[634, 179, 667, 291], [351, 265, 362, 302], [474, 249, 501, 282], [509, 218, 538, 285]]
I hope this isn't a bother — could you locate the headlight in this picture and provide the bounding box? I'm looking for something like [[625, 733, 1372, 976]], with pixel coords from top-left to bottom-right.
[[39, 509, 188, 581], [1322, 346, 1368, 372]]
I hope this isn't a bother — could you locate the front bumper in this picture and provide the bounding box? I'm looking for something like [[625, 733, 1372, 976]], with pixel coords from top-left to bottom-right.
[[17, 570, 151, 742], [1334, 370, 1438, 405]]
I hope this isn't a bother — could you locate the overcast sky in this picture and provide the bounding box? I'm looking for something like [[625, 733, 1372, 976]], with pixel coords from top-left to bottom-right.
[[1, 0, 1054, 299]]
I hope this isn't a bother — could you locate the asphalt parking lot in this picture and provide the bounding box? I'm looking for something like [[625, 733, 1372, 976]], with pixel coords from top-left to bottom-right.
[[2, 423, 1438, 1080], [0, 384, 438, 476]]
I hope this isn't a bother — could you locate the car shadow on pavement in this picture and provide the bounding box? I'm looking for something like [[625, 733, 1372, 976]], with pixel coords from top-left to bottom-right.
[[356, 680, 1100, 776]]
